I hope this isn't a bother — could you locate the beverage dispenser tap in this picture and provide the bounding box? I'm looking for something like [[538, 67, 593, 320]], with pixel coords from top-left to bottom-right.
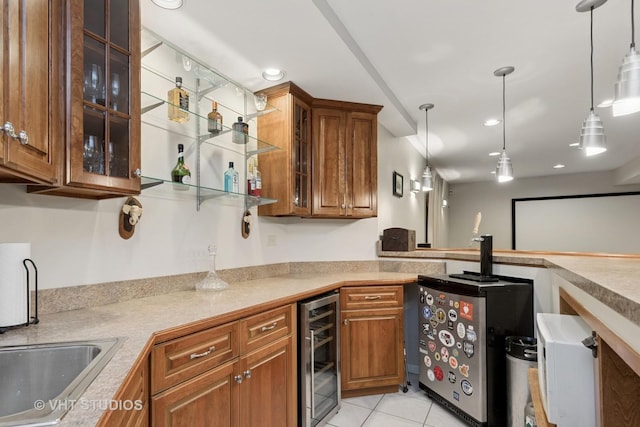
[[472, 234, 494, 278]]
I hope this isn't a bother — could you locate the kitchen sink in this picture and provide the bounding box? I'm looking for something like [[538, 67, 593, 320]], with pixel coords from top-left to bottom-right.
[[0, 337, 124, 427]]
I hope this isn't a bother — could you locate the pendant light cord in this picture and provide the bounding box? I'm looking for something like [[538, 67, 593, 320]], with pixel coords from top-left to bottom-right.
[[425, 109, 429, 167], [632, 0, 636, 48], [502, 74, 506, 151], [590, 7, 595, 111]]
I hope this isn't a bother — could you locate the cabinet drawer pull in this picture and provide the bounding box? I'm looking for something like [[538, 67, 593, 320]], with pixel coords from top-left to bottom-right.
[[234, 375, 243, 384], [243, 369, 251, 379], [364, 295, 381, 300], [189, 345, 216, 360], [260, 321, 278, 332]]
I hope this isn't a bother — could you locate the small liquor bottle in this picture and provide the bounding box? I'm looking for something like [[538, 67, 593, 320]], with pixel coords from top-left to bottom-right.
[[232, 116, 248, 144], [253, 160, 262, 197], [171, 144, 191, 189], [207, 101, 223, 135], [224, 161, 239, 193], [167, 77, 189, 123], [247, 159, 256, 195]]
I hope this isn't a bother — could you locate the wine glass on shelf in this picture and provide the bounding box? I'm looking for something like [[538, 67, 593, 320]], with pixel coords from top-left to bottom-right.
[[88, 64, 104, 105], [110, 73, 120, 111], [83, 135, 97, 173]]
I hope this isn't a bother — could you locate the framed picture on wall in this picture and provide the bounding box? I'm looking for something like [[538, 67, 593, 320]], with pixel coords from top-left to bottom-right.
[[393, 171, 403, 197]]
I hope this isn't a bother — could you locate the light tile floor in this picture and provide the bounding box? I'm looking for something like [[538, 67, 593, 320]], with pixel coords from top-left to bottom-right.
[[326, 373, 468, 427]]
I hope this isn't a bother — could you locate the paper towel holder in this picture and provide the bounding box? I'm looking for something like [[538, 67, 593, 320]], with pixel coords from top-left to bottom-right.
[[0, 258, 39, 334]]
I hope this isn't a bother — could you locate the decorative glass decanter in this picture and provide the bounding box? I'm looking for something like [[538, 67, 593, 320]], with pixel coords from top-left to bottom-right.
[[195, 245, 228, 291]]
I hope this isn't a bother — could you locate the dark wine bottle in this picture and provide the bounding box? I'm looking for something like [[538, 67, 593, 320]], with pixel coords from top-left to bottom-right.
[[171, 144, 191, 190]]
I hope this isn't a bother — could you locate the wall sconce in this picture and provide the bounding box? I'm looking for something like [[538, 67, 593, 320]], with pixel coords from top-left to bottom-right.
[[410, 179, 421, 193]]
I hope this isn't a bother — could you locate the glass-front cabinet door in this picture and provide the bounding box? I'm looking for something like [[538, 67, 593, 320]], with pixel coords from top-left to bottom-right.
[[67, 0, 140, 195]]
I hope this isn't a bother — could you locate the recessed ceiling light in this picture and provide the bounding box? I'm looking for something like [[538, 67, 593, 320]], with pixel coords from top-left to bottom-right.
[[569, 142, 580, 147], [484, 119, 501, 127], [597, 99, 614, 108], [488, 151, 501, 156], [151, 0, 183, 9], [553, 164, 566, 169], [262, 68, 286, 81]]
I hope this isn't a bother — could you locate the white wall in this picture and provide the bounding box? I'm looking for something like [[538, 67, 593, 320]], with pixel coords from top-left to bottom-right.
[[0, 124, 426, 289], [446, 171, 640, 250]]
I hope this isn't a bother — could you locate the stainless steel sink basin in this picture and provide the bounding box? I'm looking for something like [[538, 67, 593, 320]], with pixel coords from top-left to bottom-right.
[[0, 338, 123, 427]]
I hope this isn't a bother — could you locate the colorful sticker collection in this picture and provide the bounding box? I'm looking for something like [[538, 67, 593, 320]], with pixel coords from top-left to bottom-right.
[[420, 288, 477, 399]]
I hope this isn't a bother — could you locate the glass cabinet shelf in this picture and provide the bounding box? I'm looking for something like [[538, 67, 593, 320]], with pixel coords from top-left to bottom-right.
[[141, 92, 278, 157], [141, 176, 276, 207]]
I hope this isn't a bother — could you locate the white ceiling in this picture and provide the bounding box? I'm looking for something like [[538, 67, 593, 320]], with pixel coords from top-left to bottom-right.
[[141, 0, 640, 184]]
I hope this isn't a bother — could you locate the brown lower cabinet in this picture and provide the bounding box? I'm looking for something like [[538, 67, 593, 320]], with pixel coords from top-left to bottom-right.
[[340, 285, 404, 397], [150, 304, 296, 427]]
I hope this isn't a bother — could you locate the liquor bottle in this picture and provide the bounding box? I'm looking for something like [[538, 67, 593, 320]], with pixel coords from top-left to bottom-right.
[[224, 161, 239, 193], [167, 77, 189, 123], [207, 101, 223, 135], [247, 159, 256, 195], [253, 160, 262, 197], [232, 116, 248, 144], [171, 144, 191, 189]]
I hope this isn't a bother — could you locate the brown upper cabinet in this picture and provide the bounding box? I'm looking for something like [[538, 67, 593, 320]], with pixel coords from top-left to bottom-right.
[[257, 82, 313, 217], [312, 100, 380, 218], [257, 82, 381, 218], [0, 0, 62, 185], [30, 0, 141, 198]]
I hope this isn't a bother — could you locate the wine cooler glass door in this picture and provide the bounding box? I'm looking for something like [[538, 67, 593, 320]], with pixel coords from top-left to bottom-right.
[[302, 293, 340, 427]]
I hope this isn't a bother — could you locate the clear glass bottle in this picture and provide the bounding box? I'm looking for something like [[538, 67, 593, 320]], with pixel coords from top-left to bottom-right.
[[232, 116, 248, 144], [167, 76, 189, 123], [171, 143, 191, 189], [253, 160, 262, 197], [195, 245, 229, 291], [247, 159, 256, 195], [224, 161, 239, 193], [207, 101, 223, 135]]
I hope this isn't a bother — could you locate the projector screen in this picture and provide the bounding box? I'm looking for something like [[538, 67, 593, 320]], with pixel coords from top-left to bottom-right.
[[512, 192, 640, 254]]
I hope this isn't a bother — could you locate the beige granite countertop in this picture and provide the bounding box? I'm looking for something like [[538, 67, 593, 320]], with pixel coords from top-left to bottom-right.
[[0, 272, 418, 427], [379, 247, 640, 326]]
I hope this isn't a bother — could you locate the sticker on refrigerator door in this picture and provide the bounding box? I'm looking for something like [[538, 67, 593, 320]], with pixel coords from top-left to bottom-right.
[[448, 309, 458, 322], [434, 366, 444, 381], [448, 371, 457, 384], [422, 323, 430, 335], [440, 347, 449, 363], [423, 355, 432, 368], [463, 341, 475, 358], [459, 300, 474, 321], [426, 294, 434, 305], [435, 308, 446, 324], [453, 391, 460, 401], [427, 369, 435, 382], [456, 322, 466, 339], [449, 356, 458, 369], [430, 318, 438, 329], [422, 306, 433, 320], [461, 379, 473, 396], [438, 330, 455, 347], [459, 364, 470, 378], [428, 341, 437, 353], [420, 294, 425, 304], [466, 326, 477, 342]]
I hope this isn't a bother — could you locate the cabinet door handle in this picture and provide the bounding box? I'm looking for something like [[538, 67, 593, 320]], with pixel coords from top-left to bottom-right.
[[189, 345, 216, 360], [364, 295, 381, 300], [1, 122, 28, 145], [261, 321, 278, 332], [234, 375, 243, 384], [343, 319, 348, 326], [133, 168, 142, 177], [244, 369, 251, 379]]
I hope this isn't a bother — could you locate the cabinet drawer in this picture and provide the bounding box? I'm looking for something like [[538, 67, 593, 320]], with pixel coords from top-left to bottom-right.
[[341, 286, 403, 310], [240, 304, 294, 354], [151, 321, 238, 394]]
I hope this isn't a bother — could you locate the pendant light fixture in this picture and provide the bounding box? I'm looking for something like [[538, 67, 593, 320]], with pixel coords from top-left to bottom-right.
[[418, 103, 434, 192], [612, 0, 640, 116], [577, 0, 608, 156], [494, 66, 515, 183]]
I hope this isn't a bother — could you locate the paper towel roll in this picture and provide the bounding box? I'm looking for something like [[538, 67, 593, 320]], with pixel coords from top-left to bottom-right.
[[0, 243, 30, 328]]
